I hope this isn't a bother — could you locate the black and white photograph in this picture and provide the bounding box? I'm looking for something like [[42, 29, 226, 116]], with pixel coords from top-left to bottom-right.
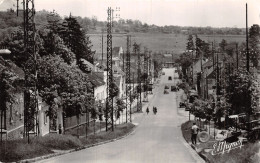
[[0, 0, 260, 162]]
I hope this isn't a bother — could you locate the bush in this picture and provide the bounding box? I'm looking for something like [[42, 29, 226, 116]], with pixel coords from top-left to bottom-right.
[[33, 134, 83, 150], [0, 134, 83, 162], [177, 82, 190, 94], [0, 139, 51, 162]]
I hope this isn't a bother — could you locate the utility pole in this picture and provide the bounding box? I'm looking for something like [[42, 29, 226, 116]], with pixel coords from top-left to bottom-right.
[[191, 50, 194, 86], [106, 7, 114, 131], [246, 3, 249, 72], [101, 30, 104, 65], [143, 47, 148, 102], [23, 0, 39, 143], [236, 43, 239, 70], [126, 35, 131, 123], [148, 51, 152, 86], [216, 51, 220, 101], [133, 43, 142, 112], [122, 51, 125, 72]]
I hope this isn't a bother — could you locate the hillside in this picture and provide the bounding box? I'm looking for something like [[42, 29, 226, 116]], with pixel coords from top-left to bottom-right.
[[0, 9, 247, 57], [89, 32, 246, 56]]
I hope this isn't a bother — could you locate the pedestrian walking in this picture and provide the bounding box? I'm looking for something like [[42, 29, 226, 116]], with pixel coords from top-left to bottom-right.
[[191, 122, 199, 145], [153, 106, 157, 115], [146, 107, 149, 115]]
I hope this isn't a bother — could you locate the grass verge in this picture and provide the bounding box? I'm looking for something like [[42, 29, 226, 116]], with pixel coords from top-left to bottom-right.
[[65, 121, 106, 137], [181, 120, 260, 163], [81, 123, 135, 145], [0, 123, 135, 162]]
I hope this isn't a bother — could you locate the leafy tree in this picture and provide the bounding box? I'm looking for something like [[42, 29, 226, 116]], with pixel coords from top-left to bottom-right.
[[0, 29, 25, 67], [58, 15, 95, 68], [225, 42, 237, 57], [219, 39, 227, 52], [186, 35, 194, 51], [37, 55, 93, 118], [249, 24, 260, 67], [0, 69, 15, 118], [224, 68, 259, 118], [176, 52, 192, 78], [37, 28, 75, 64], [249, 24, 260, 50], [115, 98, 125, 119]]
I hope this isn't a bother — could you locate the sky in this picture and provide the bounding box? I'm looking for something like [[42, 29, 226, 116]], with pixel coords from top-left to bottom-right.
[[3, 0, 260, 28]]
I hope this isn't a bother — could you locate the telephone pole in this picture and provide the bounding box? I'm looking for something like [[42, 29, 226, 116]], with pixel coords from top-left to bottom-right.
[[246, 3, 249, 72], [23, 0, 39, 143], [216, 51, 220, 101], [126, 35, 131, 122], [133, 43, 142, 112], [101, 30, 104, 65], [236, 43, 239, 70], [143, 47, 149, 102], [106, 7, 114, 131]]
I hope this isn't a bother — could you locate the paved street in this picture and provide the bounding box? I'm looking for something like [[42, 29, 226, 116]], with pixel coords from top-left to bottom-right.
[[39, 68, 203, 163]]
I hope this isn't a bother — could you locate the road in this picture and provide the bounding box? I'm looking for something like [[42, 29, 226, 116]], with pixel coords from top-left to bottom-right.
[[39, 68, 203, 163]]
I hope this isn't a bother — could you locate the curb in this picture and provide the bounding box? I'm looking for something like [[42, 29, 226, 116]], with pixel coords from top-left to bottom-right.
[[198, 152, 210, 163], [19, 124, 138, 163], [20, 80, 158, 162]]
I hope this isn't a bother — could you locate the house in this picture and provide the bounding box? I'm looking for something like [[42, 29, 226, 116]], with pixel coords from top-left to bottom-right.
[[200, 60, 216, 100], [113, 65, 126, 98], [37, 97, 50, 136], [0, 57, 50, 139], [190, 58, 208, 92], [88, 72, 107, 103], [80, 59, 102, 72], [112, 47, 123, 61]]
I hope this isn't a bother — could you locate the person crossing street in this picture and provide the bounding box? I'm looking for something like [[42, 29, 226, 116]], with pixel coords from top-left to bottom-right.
[[146, 107, 149, 115]]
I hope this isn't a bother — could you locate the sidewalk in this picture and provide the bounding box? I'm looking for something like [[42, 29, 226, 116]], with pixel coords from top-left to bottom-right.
[[115, 78, 161, 125], [81, 78, 161, 137]]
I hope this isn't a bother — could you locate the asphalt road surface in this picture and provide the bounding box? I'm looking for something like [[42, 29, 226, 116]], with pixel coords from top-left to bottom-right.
[[39, 68, 203, 163]]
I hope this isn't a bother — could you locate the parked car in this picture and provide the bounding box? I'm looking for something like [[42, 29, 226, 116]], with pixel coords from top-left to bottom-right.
[[168, 76, 172, 80], [165, 85, 169, 89], [164, 90, 169, 94], [179, 102, 186, 108], [171, 86, 179, 92]]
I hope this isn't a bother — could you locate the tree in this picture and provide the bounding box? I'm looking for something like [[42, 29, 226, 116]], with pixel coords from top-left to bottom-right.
[[0, 29, 25, 67], [37, 28, 75, 64], [176, 52, 192, 78], [37, 55, 93, 118], [0, 68, 16, 129], [249, 24, 260, 67], [58, 15, 95, 67], [224, 68, 259, 123], [219, 39, 227, 52], [186, 35, 194, 51], [115, 98, 125, 119]]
